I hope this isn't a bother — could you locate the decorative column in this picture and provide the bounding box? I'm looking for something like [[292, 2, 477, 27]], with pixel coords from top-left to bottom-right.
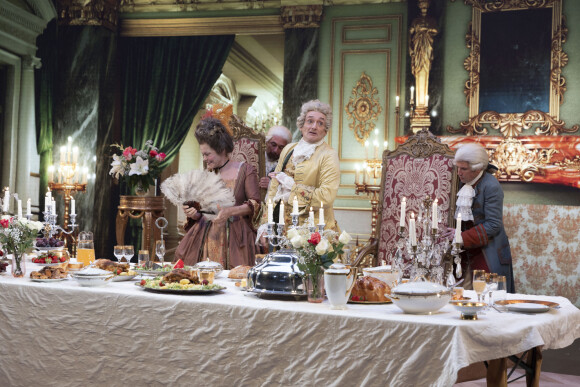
[[15, 56, 42, 203], [281, 5, 323, 132], [409, 0, 438, 133]]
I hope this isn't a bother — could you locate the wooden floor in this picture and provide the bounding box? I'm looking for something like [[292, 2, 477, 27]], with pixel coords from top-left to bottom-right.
[[455, 339, 580, 386]]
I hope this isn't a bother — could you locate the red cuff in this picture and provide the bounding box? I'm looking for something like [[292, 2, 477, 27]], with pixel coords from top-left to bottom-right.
[[462, 224, 488, 249]]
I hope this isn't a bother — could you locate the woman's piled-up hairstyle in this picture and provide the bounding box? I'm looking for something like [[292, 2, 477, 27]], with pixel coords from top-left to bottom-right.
[[296, 99, 333, 132], [194, 116, 234, 155]]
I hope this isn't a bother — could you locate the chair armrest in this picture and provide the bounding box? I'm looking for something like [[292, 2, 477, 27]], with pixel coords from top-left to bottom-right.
[[351, 239, 378, 268]]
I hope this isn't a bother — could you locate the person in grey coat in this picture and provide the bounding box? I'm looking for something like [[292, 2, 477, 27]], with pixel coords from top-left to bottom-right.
[[448, 142, 515, 293]]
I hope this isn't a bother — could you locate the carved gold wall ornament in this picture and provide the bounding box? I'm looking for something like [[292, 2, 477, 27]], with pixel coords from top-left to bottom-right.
[[280, 5, 323, 29], [465, 0, 558, 12], [489, 137, 558, 182], [554, 156, 580, 171], [447, 110, 579, 137], [344, 72, 382, 145], [57, 0, 119, 31]]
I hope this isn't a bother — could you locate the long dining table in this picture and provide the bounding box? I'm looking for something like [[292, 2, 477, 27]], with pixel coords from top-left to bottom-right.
[[0, 265, 578, 387]]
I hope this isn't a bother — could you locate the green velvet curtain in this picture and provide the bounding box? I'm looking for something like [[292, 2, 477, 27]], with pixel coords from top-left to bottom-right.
[[120, 35, 235, 170], [35, 20, 57, 212]]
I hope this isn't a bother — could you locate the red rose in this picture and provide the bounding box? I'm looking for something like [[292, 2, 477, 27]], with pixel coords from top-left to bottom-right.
[[0, 218, 10, 228], [123, 147, 137, 160], [307, 232, 321, 245], [149, 150, 158, 157], [156, 152, 166, 161]]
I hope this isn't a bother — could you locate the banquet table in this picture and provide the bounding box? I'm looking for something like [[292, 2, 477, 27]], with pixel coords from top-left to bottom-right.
[[0, 267, 578, 387]]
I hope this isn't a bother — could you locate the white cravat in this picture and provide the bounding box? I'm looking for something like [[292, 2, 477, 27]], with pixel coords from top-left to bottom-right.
[[455, 170, 484, 221], [291, 138, 324, 166]]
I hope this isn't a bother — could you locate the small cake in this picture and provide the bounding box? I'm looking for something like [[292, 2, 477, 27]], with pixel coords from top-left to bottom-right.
[[350, 276, 391, 302]]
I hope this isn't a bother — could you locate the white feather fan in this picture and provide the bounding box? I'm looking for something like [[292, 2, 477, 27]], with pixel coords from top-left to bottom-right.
[[160, 170, 235, 220]]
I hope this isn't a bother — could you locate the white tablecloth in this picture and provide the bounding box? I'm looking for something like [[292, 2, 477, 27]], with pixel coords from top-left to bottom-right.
[[0, 267, 578, 387]]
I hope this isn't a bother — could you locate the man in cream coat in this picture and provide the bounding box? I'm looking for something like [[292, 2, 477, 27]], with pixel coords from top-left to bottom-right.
[[262, 100, 340, 232]]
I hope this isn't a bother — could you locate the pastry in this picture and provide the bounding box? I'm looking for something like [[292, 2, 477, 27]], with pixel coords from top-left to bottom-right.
[[163, 268, 199, 284], [228, 265, 251, 279], [350, 276, 391, 302]]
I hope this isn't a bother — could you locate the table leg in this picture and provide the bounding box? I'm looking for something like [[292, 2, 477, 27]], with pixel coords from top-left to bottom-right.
[[525, 347, 542, 387], [116, 209, 129, 246], [486, 357, 507, 387]]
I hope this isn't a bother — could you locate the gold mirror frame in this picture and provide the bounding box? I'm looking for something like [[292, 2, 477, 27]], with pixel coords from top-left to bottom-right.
[[448, 0, 578, 136]]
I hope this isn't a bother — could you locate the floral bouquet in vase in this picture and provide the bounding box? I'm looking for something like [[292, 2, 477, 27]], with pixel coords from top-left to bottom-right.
[[0, 217, 44, 277], [109, 140, 167, 195], [287, 227, 352, 302]]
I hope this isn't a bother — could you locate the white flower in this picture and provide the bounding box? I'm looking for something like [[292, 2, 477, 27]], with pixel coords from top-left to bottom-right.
[[339, 231, 352, 245], [129, 156, 149, 176], [28, 221, 45, 231], [109, 154, 126, 179], [315, 238, 329, 255], [287, 228, 299, 240], [291, 235, 304, 248]]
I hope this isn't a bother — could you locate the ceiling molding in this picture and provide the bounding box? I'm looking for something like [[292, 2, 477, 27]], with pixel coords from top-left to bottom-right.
[[227, 41, 283, 98], [120, 15, 284, 36], [0, 0, 55, 56]]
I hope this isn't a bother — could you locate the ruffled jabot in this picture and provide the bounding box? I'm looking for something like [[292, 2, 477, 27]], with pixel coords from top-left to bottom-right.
[[455, 170, 484, 221], [292, 138, 324, 166]]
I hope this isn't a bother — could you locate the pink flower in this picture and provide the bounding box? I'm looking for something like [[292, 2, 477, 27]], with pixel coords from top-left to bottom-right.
[[0, 218, 11, 228], [123, 147, 137, 160], [156, 152, 166, 161], [149, 150, 158, 158], [307, 232, 321, 245]]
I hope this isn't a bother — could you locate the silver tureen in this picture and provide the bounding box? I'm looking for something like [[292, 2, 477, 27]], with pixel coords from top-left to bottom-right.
[[246, 249, 305, 299]]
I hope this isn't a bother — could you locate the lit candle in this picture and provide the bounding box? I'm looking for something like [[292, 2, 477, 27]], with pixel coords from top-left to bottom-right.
[[396, 95, 400, 108], [48, 165, 54, 183], [3, 188, 8, 212], [399, 197, 406, 227], [71, 197, 76, 216], [364, 141, 369, 160], [426, 94, 429, 106], [319, 203, 324, 225], [308, 207, 314, 227], [292, 196, 299, 215], [431, 199, 438, 229], [362, 162, 367, 184], [455, 213, 463, 244], [384, 141, 388, 150], [52, 198, 56, 215], [73, 146, 79, 165], [82, 167, 88, 184], [67, 136, 73, 163], [17, 200, 22, 219], [410, 86, 415, 104], [373, 140, 379, 159], [26, 198, 31, 216], [267, 199, 273, 223], [355, 164, 360, 185], [409, 212, 417, 246], [60, 146, 66, 164]]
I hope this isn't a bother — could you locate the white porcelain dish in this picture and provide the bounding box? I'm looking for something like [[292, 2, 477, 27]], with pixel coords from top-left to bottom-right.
[[71, 267, 114, 287], [506, 303, 550, 313], [390, 280, 451, 314], [452, 302, 487, 319], [111, 274, 137, 282]]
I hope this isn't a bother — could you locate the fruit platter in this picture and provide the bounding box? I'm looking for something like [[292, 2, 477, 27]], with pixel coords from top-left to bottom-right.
[[34, 237, 65, 251], [136, 277, 225, 294], [32, 251, 69, 266]]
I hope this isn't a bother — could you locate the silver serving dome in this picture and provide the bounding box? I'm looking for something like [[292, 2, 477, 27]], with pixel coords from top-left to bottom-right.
[[247, 249, 305, 299]]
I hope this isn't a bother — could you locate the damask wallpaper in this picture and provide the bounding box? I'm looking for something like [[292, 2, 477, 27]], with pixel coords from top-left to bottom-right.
[[504, 204, 580, 307]]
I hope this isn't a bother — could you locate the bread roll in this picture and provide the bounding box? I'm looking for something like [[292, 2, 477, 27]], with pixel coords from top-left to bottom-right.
[[350, 276, 391, 302]]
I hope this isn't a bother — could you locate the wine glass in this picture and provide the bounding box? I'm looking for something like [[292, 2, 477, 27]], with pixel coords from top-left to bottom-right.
[[113, 245, 124, 262], [155, 240, 165, 265], [493, 275, 508, 308], [123, 245, 134, 265], [485, 273, 498, 305], [138, 250, 150, 269], [472, 269, 487, 303]]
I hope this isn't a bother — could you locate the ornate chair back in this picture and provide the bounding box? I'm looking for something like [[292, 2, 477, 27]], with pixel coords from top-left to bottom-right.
[[371, 129, 458, 267], [228, 114, 267, 200]]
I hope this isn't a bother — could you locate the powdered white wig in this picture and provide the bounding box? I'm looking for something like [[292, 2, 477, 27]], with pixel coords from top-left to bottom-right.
[[266, 125, 292, 143], [296, 99, 332, 132], [454, 143, 489, 171]]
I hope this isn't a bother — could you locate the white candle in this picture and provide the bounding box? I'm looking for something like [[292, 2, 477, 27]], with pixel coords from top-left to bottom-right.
[[396, 95, 400, 108], [82, 167, 88, 184], [67, 136, 73, 163], [278, 201, 284, 225], [308, 207, 314, 227], [362, 162, 367, 184], [52, 199, 56, 215], [46, 189, 52, 202], [409, 213, 417, 246], [26, 199, 31, 216], [17, 200, 22, 219], [432, 199, 438, 229], [455, 213, 463, 244], [355, 164, 360, 185], [374, 140, 379, 159], [399, 197, 406, 227], [410, 86, 415, 103], [292, 196, 299, 215], [48, 165, 54, 183], [3, 189, 8, 212], [384, 141, 388, 150], [267, 199, 273, 223], [364, 141, 369, 160], [71, 197, 76, 216], [60, 146, 66, 163], [426, 94, 429, 106], [319, 203, 324, 225], [73, 146, 79, 165]]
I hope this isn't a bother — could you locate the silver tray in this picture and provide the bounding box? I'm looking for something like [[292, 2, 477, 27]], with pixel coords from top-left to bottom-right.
[[246, 249, 306, 297], [136, 283, 225, 295]]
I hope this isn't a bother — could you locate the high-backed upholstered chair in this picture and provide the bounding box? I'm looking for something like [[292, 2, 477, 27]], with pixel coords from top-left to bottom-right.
[[353, 129, 458, 268], [228, 114, 267, 200]]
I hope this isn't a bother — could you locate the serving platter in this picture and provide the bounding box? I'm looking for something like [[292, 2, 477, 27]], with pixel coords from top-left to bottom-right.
[[34, 246, 65, 252], [30, 277, 68, 283], [111, 274, 137, 282], [348, 299, 392, 304], [135, 283, 226, 295], [495, 299, 559, 309]]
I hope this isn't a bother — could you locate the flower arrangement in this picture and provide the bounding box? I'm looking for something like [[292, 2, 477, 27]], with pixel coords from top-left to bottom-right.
[[287, 227, 352, 301], [109, 140, 166, 193], [0, 216, 44, 277]]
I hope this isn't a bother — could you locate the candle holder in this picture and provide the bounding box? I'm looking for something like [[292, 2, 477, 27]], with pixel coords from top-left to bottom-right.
[[41, 210, 78, 256]]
